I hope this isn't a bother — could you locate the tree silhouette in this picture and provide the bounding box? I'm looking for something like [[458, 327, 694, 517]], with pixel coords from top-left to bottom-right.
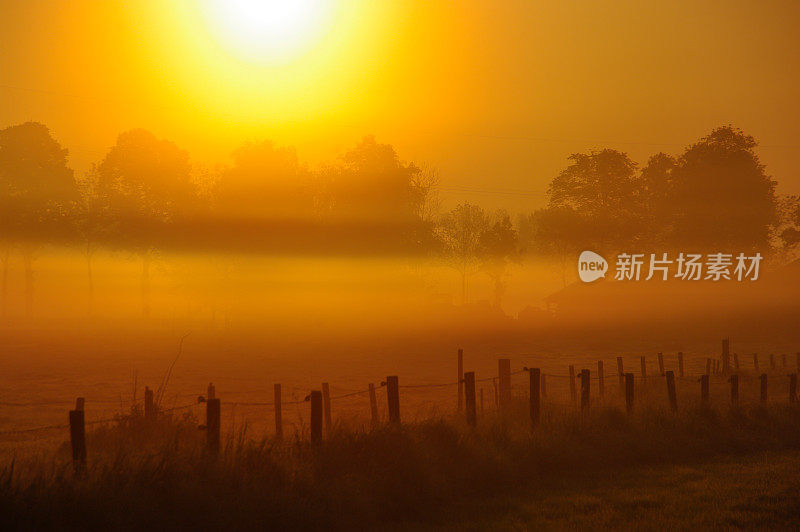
[[436, 203, 490, 304], [0, 122, 76, 316], [519, 206, 586, 287], [546, 149, 642, 250], [530, 148, 642, 271], [94, 129, 197, 317], [215, 140, 313, 220], [318, 136, 415, 222], [479, 210, 518, 307], [639, 152, 677, 245], [669, 126, 777, 250], [316, 135, 437, 252], [73, 167, 111, 316]]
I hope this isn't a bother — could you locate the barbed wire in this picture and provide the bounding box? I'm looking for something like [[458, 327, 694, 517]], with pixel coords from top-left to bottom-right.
[[1, 364, 797, 438]]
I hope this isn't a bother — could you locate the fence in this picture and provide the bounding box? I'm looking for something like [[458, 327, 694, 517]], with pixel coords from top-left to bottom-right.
[[1, 341, 799, 470]]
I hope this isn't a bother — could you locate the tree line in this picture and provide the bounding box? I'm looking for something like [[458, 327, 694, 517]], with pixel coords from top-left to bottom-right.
[[0, 122, 797, 316]]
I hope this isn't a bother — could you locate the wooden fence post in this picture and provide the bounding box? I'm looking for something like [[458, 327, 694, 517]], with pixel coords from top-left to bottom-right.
[[464, 371, 476, 427], [753, 353, 759, 372], [529, 368, 541, 426], [569, 365, 577, 404], [722, 338, 730, 374], [597, 361, 605, 399], [368, 383, 379, 426], [700, 375, 710, 405], [617, 357, 624, 393], [498, 359, 511, 412], [666, 371, 677, 412], [580, 369, 590, 411], [144, 386, 155, 423], [733, 352, 739, 372], [790, 374, 798, 404], [207, 382, 215, 400], [69, 405, 86, 473], [770, 354, 776, 370], [678, 352, 684, 378], [706, 358, 712, 375], [657, 352, 665, 376], [76, 397, 85, 412], [310, 391, 322, 444], [457, 348, 464, 412], [760, 374, 768, 403], [624, 373, 634, 413], [274, 383, 283, 440], [386, 376, 400, 424], [640, 356, 646, 379], [321, 382, 332, 432], [207, 397, 221, 454], [730, 375, 739, 406]]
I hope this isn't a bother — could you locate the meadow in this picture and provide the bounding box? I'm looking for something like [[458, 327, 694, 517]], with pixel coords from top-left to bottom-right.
[[2, 394, 800, 529], [2, 326, 800, 529]]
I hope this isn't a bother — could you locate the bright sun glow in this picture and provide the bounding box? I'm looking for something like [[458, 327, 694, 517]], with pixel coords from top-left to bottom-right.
[[206, 0, 332, 63]]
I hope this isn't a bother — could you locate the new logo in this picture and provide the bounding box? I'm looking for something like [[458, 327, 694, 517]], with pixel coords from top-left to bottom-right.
[[578, 250, 608, 283]]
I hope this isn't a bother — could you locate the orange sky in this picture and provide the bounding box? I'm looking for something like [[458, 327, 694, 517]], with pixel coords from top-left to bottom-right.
[[1, 0, 799, 212]]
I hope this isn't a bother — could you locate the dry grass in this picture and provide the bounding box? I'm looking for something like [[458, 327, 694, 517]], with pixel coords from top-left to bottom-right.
[[1, 402, 800, 530]]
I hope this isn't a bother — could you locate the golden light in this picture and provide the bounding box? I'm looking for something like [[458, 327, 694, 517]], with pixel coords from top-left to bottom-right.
[[204, 0, 332, 63]]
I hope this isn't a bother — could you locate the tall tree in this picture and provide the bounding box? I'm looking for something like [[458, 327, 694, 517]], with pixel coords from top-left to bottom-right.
[[0, 122, 76, 316], [479, 210, 518, 308], [74, 168, 111, 316], [215, 140, 312, 220], [436, 203, 490, 304], [319, 135, 436, 252], [546, 149, 642, 250], [95, 129, 196, 317], [639, 152, 677, 244], [669, 126, 777, 250], [519, 206, 586, 287]]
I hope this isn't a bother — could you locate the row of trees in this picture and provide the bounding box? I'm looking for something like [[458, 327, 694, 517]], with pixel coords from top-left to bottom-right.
[[1, 122, 797, 316], [519, 126, 797, 279]]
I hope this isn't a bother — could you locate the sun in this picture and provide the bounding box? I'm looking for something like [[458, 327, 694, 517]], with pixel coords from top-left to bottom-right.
[[205, 0, 332, 63]]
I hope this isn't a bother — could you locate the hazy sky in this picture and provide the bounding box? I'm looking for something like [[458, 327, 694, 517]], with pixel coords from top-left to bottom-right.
[[2, 0, 799, 212]]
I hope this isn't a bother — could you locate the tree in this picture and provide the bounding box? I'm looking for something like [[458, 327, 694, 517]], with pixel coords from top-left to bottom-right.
[[519, 206, 587, 287], [74, 168, 110, 316], [319, 135, 436, 252], [215, 140, 313, 220], [479, 210, 519, 308], [669, 126, 777, 250], [0, 122, 76, 316], [95, 129, 197, 317], [639, 152, 677, 244], [546, 149, 642, 250], [549, 149, 640, 214], [321, 136, 420, 221], [436, 203, 490, 304]]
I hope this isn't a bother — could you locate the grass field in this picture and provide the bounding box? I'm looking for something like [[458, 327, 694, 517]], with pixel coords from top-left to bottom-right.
[[458, 450, 800, 530], [2, 327, 799, 529], [2, 399, 800, 530]]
